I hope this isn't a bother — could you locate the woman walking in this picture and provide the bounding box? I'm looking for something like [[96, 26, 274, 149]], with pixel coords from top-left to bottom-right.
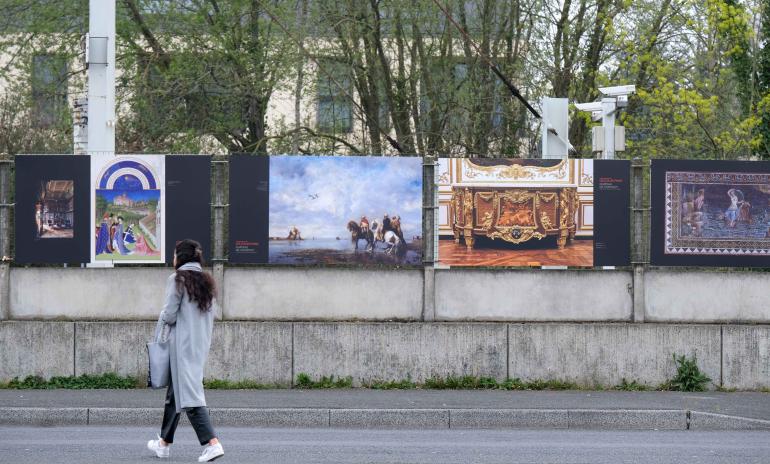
[[147, 240, 224, 462]]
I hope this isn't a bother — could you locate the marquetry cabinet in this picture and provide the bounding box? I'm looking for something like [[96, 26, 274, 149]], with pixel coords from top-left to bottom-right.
[[450, 185, 579, 249]]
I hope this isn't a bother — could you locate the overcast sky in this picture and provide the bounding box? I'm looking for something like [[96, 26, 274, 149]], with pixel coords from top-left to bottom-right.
[[269, 156, 422, 239]]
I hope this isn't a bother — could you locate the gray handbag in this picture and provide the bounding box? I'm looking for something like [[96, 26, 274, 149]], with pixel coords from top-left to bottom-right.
[[146, 316, 171, 389]]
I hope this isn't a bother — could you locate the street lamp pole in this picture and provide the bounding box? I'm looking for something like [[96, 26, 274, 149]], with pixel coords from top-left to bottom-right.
[[86, 0, 116, 156]]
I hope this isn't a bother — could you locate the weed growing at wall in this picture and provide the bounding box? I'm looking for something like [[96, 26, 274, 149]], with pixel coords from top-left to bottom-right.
[[614, 378, 651, 391], [660, 354, 712, 392], [295, 373, 353, 389], [203, 379, 279, 389]]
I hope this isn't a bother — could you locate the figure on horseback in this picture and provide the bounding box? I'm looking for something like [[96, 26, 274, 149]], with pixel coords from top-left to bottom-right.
[[347, 217, 374, 252]]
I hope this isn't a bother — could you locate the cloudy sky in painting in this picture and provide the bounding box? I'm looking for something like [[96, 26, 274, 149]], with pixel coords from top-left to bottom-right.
[[269, 156, 422, 240]]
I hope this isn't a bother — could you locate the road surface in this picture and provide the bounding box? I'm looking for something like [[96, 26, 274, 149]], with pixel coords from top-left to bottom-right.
[[2, 426, 769, 463]]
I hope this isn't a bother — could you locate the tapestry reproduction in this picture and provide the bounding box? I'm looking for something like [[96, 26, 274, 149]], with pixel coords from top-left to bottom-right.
[[664, 170, 770, 256]]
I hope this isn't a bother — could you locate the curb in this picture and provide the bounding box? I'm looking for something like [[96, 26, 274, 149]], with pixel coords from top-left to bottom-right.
[[1, 407, 769, 430]]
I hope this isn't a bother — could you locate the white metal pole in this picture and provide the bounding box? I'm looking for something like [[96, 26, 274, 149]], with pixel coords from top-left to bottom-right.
[[87, 0, 116, 156], [601, 97, 616, 160]]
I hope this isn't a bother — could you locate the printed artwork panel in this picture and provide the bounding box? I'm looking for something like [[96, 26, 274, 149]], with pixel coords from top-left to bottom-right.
[[268, 156, 423, 265], [91, 155, 165, 263], [36, 180, 74, 239], [14, 155, 90, 264], [651, 160, 770, 266], [436, 158, 630, 267]]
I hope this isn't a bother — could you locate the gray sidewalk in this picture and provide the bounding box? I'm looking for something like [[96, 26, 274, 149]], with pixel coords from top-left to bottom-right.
[[1, 389, 769, 430]]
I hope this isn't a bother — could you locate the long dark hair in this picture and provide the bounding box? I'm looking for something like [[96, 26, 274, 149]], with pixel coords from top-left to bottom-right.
[[174, 239, 216, 312]]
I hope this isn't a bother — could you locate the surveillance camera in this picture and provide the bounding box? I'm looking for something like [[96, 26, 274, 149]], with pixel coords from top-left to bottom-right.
[[598, 85, 636, 98], [574, 102, 603, 112]]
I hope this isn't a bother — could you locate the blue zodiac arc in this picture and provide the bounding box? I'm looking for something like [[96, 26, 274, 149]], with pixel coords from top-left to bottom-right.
[[98, 159, 158, 190]]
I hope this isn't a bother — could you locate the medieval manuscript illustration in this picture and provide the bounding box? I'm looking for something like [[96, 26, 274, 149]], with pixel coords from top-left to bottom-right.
[[665, 171, 770, 256], [91, 155, 165, 263]]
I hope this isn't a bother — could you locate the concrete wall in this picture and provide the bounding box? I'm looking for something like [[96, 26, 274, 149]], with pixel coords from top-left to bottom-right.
[[0, 322, 74, 380], [223, 268, 423, 320], [509, 324, 721, 387], [2, 321, 768, 389], [722, 325, 770, 390], [72, 322, 293, 385], [10, 268, 169, 320], [7, 267, 770, 323], [435, 269, 632, 321], [293, 323, 507, 385], [644, 270, 770, 323]]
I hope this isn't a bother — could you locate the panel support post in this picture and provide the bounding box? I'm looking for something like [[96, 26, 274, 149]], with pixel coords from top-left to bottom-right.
[[631, 157, 646, 322], [212, 156, 227, 320], [0, 156, 11, 320], [422, 154, 437, 321]]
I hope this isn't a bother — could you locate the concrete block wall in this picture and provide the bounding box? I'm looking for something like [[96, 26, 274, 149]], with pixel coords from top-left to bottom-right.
[[2, 321, 768, 389], [2, 267, 769, 390], [7, 267, 770, 322]]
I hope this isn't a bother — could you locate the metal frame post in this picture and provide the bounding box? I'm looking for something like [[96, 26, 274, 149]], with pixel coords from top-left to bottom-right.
[[422, 154, 436, 321], [211, 156, 228, 319], [0, 157, 12, 319], [631, 157, 647, 322]]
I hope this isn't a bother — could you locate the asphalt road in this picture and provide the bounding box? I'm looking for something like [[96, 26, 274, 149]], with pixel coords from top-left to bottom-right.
[[2, 426, 770, 464]]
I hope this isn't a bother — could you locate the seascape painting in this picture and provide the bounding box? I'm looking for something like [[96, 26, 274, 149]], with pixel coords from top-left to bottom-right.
[[268, 156, 423, 265], [665, 171, 770, 256], [92, 156, 165, 263]]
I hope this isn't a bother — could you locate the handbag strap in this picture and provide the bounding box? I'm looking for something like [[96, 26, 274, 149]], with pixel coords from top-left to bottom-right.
[[153, 316, 167, 342], [155, 290, 184, 342]]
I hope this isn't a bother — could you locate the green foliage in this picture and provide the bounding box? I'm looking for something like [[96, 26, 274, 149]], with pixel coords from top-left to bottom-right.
[[0, 373, 138, 389], [2, 0, 769, 158], [661, 354, 712, 392], [295, 373, 353, 389], [364, 378, 418, 390], [614, 378, 651, 391], [203, 378, 277, 390]]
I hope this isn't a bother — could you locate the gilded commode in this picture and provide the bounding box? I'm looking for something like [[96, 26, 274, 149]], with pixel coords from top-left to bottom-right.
[[449, 159, 580, 249]]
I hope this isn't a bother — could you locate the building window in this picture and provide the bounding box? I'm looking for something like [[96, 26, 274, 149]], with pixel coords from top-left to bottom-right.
[[31, 54, 68, 128], [316, 60, 353, 133]]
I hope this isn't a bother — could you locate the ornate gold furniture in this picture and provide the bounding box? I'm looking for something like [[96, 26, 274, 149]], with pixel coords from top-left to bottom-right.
[[451, 185, 579, 249]]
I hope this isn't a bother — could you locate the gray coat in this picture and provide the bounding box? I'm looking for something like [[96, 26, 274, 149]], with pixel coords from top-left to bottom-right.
[[160, 262, 215, 413]]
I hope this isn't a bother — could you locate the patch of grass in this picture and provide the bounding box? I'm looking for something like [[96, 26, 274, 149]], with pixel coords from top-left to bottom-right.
[[424, 375, 497, 389], [0, 373, 138, 389], [614, 378, 651, 391], [203, 378, 278, 389], [519, 379, 580, 391], [662, 354, 712, 392], [295, 373, 353, 389], [365, 377, 418, 390], [715, 385, 737, 393]]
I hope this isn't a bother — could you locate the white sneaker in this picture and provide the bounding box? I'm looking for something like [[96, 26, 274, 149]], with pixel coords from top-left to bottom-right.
[[147, 435, 170, 458], [198, 442, 224, 462]]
